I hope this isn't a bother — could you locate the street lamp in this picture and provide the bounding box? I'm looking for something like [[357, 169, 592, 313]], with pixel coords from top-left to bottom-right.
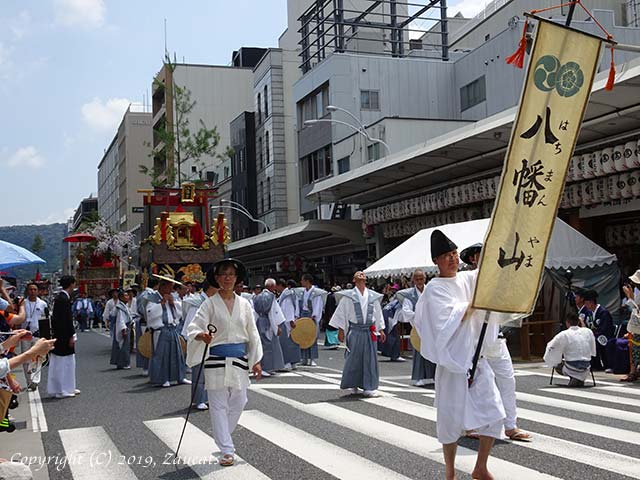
[[210, 205, 270, 233], [221, 199, 253, 218], [304, 118, 391, 155]]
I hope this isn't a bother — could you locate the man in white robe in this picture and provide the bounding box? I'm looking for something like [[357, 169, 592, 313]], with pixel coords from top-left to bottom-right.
[[544, 312, 596, 386], [414, 230, 504, 480], [460, 243, 531, 442], [187, 259, 262, 467]]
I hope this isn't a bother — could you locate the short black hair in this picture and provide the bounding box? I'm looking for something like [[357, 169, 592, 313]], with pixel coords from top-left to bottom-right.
[[287, 279, 297, 288], [566, 312, 580, 326], [301, 273, 314, 283], [277, 278, 287, 287], [147, 277, 159, 289], [59, 275, 76, 289]]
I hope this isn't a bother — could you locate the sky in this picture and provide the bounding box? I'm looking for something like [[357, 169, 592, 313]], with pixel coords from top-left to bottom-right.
[[0, 0, 481, 227]]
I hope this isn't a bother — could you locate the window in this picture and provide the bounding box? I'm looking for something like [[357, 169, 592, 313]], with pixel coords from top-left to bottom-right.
[[266, 177, 271, 210], [259, 181, 264, 213], [258, 137, 263, 170], [265, 131, 270, 164], [224, 166, 230, 179], [460, 76, 486, 112], [257, 93, 262, 124], [360, 90, 380, 110], [239, 148, 245, 172], [301, 146, 333, 185], [337, 156, 350, 174], [191, 165, 197, 173], [367, 143, 380, 162], [264, 85, 269, 118]]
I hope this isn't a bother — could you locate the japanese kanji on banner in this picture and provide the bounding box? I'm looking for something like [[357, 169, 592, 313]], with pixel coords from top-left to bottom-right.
[[472, 17, 603, 314]]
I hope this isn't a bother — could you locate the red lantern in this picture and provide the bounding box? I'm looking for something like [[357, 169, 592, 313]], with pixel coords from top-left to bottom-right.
[[282, 256, 290, 271], [294, 256, 303, 271]]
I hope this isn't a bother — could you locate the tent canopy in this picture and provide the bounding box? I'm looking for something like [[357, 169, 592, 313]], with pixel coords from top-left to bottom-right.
[[364, 218, 616, 278]]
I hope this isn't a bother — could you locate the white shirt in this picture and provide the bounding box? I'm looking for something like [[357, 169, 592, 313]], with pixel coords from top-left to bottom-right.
[[103, 298, 117, 322], [355, 287, 369, 319], [544, 326, 596, 365], [146, 301, 182, 330], [186, 293, 262, 390], [23, 297, 47, 332]]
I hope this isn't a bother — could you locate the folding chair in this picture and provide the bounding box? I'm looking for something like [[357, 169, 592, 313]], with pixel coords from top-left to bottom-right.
[[550, 364, 596, 386]]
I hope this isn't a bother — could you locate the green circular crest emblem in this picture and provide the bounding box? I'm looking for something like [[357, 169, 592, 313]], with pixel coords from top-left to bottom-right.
[[533, 55, 560, 92], [555, 61, 584, 97], [533, 55, 584, 97]]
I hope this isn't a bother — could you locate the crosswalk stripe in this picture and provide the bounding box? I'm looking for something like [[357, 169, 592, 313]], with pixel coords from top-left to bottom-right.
[[58, 426, 138, 480], [28, 388, 48, 432], [365, 392, 640, 446], [598, 385, 640, 397], [516, 391, 640, 423], [293, 369, 425, 392], [252, 387, 561, 479], [239, 409, 414, 480], [542, 386, 640, 408], [144, 417, 270, 479], [360, 395, 640, 479]]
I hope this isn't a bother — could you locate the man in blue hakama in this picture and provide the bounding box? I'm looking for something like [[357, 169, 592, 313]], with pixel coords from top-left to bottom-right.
[[330, 271, 386, 397], [146, 275, 191, 388], [276, 279, 301, 369]]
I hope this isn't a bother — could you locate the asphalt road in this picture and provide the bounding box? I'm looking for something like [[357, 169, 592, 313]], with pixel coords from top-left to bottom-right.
[[23, 329, 640, 480]]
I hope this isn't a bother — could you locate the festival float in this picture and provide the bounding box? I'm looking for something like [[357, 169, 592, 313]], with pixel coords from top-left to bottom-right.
[[138, 183, 229, 284]]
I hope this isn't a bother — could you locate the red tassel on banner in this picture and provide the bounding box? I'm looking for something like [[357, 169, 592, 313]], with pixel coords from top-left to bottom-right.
[[605, 47, 616, 91], [506, 20, 529, 69]]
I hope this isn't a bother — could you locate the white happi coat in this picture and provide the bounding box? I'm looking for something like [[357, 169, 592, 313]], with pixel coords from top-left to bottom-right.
[[414, 270, 504, 444], [329, 288, 385, 333], [186, 293, 262, 390], [278, 287, 298, 335]]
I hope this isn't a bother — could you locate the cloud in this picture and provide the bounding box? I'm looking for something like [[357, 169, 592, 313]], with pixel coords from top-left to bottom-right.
[[4, 146, 45, 169], [0, 43, 11, 67], [38, 207, 76, 225], [449, 0, 486, 18], [54, 0, 106, 29], [81, 97, 131, 132]]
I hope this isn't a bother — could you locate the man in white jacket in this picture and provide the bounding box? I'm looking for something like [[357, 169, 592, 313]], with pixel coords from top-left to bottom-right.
[[186, 259, 262, 467]]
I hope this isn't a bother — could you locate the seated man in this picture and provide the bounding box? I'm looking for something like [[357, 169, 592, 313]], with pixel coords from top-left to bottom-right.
[[544, 312, 596, 387]]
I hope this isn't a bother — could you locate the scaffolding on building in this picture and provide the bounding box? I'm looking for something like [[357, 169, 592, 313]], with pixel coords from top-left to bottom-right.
[[298, 0, 450, 73]]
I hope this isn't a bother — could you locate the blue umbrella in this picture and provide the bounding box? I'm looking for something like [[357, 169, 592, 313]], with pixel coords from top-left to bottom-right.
[[0, 240, 46, 270]]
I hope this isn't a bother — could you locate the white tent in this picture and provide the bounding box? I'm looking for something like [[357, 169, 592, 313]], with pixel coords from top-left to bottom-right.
[[365, 218, 617, 278]]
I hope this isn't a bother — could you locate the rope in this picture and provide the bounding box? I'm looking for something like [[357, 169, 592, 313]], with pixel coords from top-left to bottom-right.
[[505, 0, 617, 89]]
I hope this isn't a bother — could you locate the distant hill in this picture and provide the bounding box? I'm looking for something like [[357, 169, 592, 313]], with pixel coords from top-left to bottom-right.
[[0, 223, 67, 279]]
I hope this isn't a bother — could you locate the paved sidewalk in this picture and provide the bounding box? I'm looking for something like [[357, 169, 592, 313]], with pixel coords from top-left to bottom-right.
[[0, 371, 49, 480]]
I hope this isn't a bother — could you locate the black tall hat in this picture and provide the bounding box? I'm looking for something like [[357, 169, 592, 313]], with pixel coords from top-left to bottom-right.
[[460, 242, 483, 266], [431, 230, 457, 260], [206, 258, 247, 289]]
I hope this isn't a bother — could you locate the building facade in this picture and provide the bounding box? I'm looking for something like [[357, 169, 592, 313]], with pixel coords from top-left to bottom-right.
[[150, 54, 264, 207], [97, 106, 153, 233], [230, 111, 259, 241]]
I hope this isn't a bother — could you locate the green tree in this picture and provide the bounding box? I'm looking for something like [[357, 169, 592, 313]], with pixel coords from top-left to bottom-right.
[[140, 55, 232, 188], [31, 233, 44, 254]]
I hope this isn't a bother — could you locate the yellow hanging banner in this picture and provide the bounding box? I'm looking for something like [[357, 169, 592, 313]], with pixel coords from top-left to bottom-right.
[[472, 18, 603, 314]]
